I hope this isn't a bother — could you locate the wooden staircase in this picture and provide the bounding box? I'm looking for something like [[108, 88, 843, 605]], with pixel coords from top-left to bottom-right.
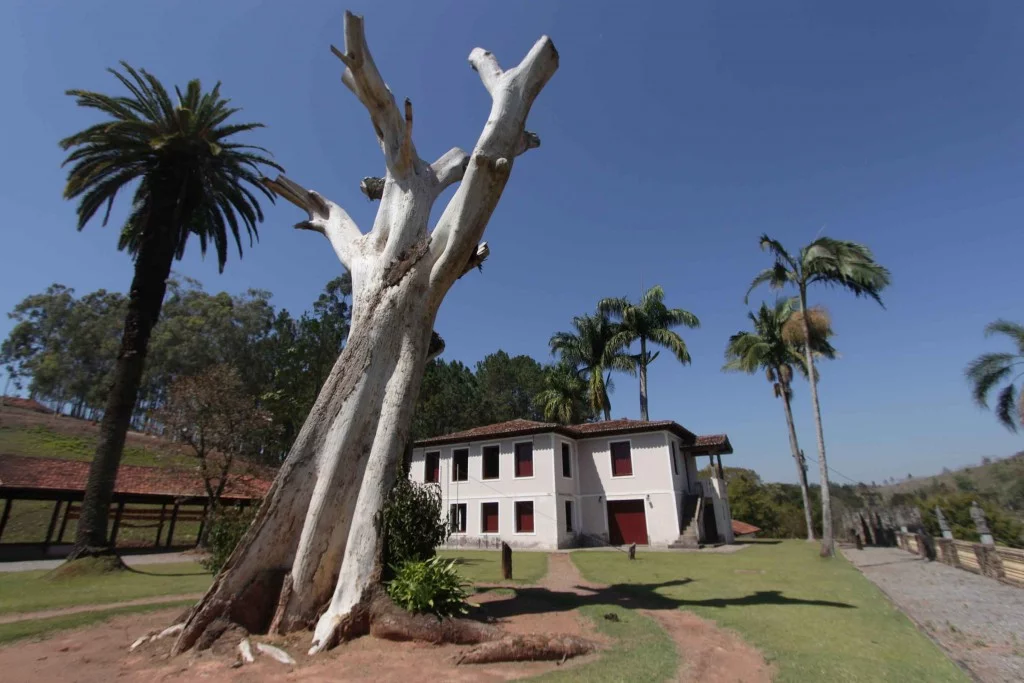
[[669, 493, 702, 549]]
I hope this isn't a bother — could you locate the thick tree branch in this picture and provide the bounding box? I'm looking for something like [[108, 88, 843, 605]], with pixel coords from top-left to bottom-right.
[[428, 36, 558, 295], [468, 49, 503, 96], [430, 148, 470, 193], [262, 175, 363, 269], [331, 12, 416, 175]]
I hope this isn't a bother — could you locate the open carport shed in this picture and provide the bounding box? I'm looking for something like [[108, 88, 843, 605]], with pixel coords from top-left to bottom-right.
[[0, 454, 269, 559]]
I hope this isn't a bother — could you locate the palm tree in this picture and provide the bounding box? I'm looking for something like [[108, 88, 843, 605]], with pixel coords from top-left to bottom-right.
[[724, 298, 836, 541], [536, 362, 591, 425], [966, 320, 1024, 432], [61, 63, 282, 559], [549, 313, 634, 421], [747, 235, 890, 556], [599, 285, 699, 421]]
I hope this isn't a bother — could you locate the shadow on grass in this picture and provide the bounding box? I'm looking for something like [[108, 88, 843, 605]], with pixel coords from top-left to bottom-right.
[[733, 539, 782, 545], [124, 565, 209, 578], [472, 578, 854, 623]]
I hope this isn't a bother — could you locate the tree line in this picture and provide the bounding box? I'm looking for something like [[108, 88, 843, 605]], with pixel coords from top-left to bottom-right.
[[2, 275, 351, 461]]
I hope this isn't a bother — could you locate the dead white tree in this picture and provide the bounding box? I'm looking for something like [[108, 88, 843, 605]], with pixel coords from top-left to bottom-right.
[[174, 11, 558, 655]]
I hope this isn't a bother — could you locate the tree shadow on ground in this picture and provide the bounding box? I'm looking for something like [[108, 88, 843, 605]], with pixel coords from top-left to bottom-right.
[[124, 565, 209, 577], [471, 578, 854, 623]]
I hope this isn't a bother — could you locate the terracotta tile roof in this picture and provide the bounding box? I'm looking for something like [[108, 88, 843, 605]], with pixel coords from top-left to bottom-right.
[[414, 418, 729, 452], [732, 519, 761, 536], [0, 455, 270, 500], [1, 397, 50, 413], [686, 434, 734, 455], [415, 419, 561, 447]]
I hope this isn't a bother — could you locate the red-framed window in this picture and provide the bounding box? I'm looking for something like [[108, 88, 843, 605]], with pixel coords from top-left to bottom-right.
[[514, 442, 533, 478], [425, 451, 440, 483], [515, 501, 534, 533], [452, 448, 468, 482], [482, 445, 500, 480], [610, 441, 632, 477], [481, 502, 499, 533]]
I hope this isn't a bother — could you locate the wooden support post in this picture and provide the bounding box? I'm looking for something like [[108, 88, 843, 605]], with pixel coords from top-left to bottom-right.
[[166, 501, 180, 548], [628, 543, 637, 560], [154, 502, 168, 547], [195, 503, 209, 547], [0, 498, 12, 544], [44, 499, 63, 546], [501, 541, 512, 580], [109, 501, 126, 547], [715, 454, 724, 480], [56, 499, 73, 543]]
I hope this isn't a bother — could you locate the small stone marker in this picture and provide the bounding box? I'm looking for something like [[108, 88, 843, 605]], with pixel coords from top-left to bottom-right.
[[970, 501, 994, 546], [501, 541, 512, 580], [935, 506, 953, 540]]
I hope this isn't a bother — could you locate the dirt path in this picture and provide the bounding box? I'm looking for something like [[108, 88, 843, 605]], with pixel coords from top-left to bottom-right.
[[0, 593, 202, 625], [543, 552, 772, 682]]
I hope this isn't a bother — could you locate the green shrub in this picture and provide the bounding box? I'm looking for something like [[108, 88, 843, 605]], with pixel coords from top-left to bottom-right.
[[386, 556, 468, 617], [200, 505, 257, 574], [381, 478, 450, 566]]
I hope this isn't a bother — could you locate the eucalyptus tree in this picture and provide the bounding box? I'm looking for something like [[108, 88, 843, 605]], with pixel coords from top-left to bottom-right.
[[966, 320, 1024, 432], [724, 298, 835, 541], [60, 63, 281, 559], [550, 313, 634, 421], [599, 285, 699, 421], [175, 12, 558, 654], [747, 235, 889, 556]]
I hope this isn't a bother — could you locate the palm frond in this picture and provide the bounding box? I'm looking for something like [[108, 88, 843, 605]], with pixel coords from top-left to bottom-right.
[[61, 63, 281, 268], [995, 384, 1019, 433], [965, 352, 1016, 407], [802, 237, 891, 307], [745, 263, 791, 303], [984, 319, 1024, 353]]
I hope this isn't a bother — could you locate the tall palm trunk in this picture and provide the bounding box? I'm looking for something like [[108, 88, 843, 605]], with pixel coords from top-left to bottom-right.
[[638, 337, 649, 421], [779, 385, 815, 541], [70, 220, 175, 558], [799, 285, 833, 556]]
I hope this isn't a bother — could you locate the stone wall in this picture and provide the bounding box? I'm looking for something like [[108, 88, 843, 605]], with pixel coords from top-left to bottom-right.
[[895, 531, 1024, 588]]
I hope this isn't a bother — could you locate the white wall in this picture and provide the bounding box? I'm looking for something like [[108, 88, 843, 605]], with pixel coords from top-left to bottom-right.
[[411, 434, 558, 549], [576, 431, 681, 546]]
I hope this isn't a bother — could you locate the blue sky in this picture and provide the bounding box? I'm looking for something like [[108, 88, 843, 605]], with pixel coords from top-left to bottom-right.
[[1, 1, 1021, 484]]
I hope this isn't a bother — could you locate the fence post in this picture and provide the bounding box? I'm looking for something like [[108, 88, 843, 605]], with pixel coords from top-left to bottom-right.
[[501, 542, 512, 580], [109, 501, 126, 547]]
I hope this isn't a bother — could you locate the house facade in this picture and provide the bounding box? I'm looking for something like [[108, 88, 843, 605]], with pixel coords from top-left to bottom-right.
[[408, 418, 735, 550]]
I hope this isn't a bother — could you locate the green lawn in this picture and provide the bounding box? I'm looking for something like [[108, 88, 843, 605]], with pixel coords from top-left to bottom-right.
[[534, 604, 676, 682], [438, 549, 548, 584], [571, 540, 968, 683], [0, 600, 195, 645], [0, 562, 211, 615]]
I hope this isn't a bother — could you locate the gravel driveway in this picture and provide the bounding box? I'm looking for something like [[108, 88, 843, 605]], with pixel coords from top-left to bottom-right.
[[843, 545, 1024, 683]]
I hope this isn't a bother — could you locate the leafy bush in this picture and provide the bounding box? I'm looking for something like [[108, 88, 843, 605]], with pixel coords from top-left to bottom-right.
[[381, 478, 450, 566], [386, 556, 469, 617], [200, 505, 257, 573]]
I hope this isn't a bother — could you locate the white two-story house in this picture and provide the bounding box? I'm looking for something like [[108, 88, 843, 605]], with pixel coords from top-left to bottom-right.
[[408, 418, 735, 549]]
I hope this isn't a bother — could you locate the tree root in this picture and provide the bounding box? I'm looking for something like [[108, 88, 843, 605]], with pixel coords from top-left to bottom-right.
[[455, 634, 596, 665], [368, 594, 501, 644]]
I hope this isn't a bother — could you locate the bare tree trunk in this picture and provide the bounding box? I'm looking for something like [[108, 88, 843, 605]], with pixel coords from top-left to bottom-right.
[[799, 286, 833, 557], [638, 337, 649, 421], [780, 386, 815, 541], [174, 11, 558, 655], [70, 222, 175, 559]]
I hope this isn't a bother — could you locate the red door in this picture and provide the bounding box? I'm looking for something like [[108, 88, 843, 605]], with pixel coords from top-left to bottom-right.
[[607, 500, 648, 545]]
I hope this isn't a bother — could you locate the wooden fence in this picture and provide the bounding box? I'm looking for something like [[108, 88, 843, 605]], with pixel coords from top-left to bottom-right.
[[895, 531, 1024, 588]]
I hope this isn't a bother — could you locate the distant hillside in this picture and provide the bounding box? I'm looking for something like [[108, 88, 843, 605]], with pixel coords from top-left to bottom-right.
[[0, 404, 274, 479], [878, 451, 1024, 512]]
